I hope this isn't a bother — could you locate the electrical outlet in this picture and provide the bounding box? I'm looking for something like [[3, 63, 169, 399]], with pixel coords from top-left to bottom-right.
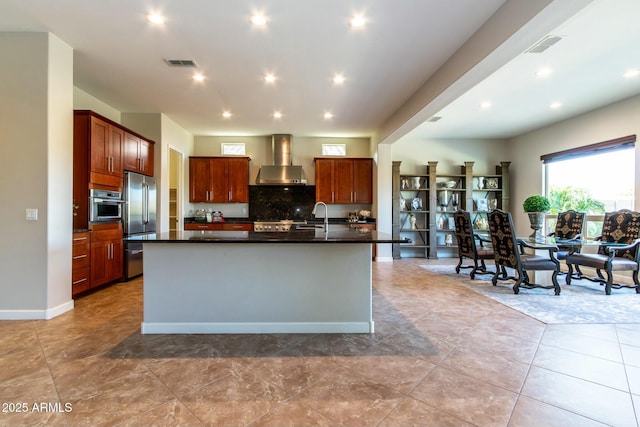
[[26, 208, 38, 221]]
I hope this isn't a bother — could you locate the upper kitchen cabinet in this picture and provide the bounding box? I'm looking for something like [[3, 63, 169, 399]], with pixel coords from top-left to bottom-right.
[[314, 158, 373, 204], [123, 132, 155, 176], [189, 157, 250, 203], [74, 111, 124, 189]]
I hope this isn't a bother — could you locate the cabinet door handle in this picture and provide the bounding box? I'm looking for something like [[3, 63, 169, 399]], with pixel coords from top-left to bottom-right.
[[73, 237, 88, 242], [229, 190, 232, 201], [72, 277, 88, 285], [331, 191, 335, 203], [73, 254, 87, 260], [354, 192, 357, 203]]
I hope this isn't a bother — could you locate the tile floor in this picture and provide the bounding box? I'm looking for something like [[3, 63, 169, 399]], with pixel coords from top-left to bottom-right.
[[1, 258, 639, 426]]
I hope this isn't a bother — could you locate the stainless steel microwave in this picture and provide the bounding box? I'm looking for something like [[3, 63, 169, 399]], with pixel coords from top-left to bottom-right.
[[89, 189, 124, 222]]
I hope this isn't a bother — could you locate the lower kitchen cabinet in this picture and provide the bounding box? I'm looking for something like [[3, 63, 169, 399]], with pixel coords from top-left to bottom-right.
[[185, 222, 253, 231], [72, 231, 91, 296], [90, 223, 123, 288]]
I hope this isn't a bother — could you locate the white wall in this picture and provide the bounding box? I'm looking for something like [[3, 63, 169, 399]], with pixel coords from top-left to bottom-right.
[[0, 33, 74, 318], [509, 94, 640, 236], [73, 87, 121, 123]]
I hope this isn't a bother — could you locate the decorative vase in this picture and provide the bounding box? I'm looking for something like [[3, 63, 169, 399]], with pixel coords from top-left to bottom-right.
[[410, 214, 417, 230], [412, 177, 421, 189], [527, 212, 545, 240]]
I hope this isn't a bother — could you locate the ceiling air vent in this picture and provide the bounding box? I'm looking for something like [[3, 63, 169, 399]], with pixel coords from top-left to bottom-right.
[[525, 35, 562, 53], [164, 59, 198, 68]]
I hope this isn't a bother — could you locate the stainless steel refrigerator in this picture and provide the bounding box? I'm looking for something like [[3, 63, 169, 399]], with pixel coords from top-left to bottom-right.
[[124, 171, 157, 279]]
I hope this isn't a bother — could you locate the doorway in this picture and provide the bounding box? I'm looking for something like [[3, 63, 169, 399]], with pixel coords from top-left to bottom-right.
[[169, 147, 183, 232]]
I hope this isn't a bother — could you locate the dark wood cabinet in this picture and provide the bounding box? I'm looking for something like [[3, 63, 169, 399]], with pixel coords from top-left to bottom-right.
[[124, 132, 155, 176], [189, 157, 250, 203], [314, 158, 373, 204], [184, 222, 253, 231], [89, 223, 123, 288], [72, 231, 91, 296], [88, 115, 124, 187]]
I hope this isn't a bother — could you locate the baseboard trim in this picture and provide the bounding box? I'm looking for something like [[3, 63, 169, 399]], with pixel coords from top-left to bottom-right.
[[0, 300, 74, 320], [141, 321, 374, 334]]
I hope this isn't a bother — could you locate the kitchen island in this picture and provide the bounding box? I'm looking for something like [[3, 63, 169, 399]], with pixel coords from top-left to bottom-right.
[[126, 225, 407, 334]]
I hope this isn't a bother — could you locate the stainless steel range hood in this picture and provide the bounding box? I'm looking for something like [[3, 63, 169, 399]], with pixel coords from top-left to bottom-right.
[[256, 134, 307, 185]]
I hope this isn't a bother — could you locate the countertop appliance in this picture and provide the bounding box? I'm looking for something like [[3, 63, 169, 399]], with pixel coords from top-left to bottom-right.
[[124, 171, 157, 279]]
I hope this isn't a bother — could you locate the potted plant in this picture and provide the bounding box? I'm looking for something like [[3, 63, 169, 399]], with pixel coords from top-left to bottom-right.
[[523, 195, 550, 240]]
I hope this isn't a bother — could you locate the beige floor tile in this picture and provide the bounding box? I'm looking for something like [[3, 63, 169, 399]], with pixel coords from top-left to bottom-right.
[[180, 363, 289, 426], [291, 367, 405, 426], [509, 395, 609, 427], [521, 365, 636, 426], [532, 344, 629, 392], [625, 364, 640, 395], [540, 328, 623, 362], [2, 258, 640, 427], [336, 355, 436, 394], [438, 345, 530, 393], [116, 399, 204, 427], [379, 396, 475, 427], [622, 343, 640, 368], [409, 366, 518, 427], [545, 323, 619, 342], [246, 401, 337, 427]]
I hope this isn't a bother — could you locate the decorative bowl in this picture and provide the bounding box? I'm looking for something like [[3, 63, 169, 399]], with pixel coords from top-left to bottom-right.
[[439, 180, 458, 189]]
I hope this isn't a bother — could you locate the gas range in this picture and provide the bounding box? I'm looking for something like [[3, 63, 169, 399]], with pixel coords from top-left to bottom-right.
[[253, 220, 307, 232]]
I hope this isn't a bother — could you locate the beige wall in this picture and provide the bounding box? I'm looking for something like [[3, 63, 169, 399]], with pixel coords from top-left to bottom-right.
[[73, 87, 121, 122], [392, 138, 509, 175], [0, 33, 74, 317], [509, 94, 640, 236], [193, 135, 371, 186]]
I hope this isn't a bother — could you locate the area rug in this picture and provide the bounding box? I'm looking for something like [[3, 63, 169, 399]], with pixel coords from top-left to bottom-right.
[[421, 264, 640, 324]]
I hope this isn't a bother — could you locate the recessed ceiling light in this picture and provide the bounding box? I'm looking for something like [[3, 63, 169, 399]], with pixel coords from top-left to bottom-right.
[[264, 73, 276, 83], [535, 67, 553, 78], [624, 68, 640, 78], [324, 112, 334, 119], [147, 13, 165, 25], [350, 15, 366, 28], [250, 13, 268, 26], [273, 111, 283, 119], [333, 74, 345, 85], [193, 73, 205, 82], [550, 101, 563, 109], [480, 101, 492, 110], [222, 111, 232, 119]]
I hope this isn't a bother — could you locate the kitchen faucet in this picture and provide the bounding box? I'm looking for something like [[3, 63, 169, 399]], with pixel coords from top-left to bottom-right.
[[312, 201, 328, 232]]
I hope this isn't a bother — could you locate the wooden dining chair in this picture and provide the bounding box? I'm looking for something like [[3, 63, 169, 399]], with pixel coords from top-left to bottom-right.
[[453, 210, 496, 279], [488, 209, 561, 295], [565, 209, 640, 295]]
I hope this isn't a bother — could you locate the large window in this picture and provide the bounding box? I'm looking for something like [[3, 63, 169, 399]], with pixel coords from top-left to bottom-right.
[[543, 135, 635, 238]]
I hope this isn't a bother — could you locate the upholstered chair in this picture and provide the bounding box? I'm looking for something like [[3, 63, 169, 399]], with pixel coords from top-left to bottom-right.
[[453, 210, 495, 279], [549, 210, 586, 261], [488, 209, 561, 295], [565, 209, 640, 295]]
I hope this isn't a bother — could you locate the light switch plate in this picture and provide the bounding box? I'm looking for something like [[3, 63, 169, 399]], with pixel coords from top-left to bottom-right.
[[26, 208, 38, 221]]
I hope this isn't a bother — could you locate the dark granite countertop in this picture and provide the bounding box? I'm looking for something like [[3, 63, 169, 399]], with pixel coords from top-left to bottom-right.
[[125, 224, 405, 244]]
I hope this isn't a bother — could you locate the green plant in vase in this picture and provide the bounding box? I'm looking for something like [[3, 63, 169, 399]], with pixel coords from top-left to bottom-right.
[[523, 195, 550, 240]]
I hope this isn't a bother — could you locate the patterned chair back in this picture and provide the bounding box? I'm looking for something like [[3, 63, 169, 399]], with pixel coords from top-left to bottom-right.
[[488, 210, 520, 269], [597, 209, 640, 260], [453, 210, 474, 258], [554, 210, 585, 239]]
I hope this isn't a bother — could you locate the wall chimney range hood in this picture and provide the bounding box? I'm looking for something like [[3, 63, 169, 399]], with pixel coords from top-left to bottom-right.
[[256, 134, 307, 185]]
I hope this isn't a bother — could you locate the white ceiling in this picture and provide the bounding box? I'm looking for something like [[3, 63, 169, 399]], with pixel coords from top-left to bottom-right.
[[0, 0, 638, 140]]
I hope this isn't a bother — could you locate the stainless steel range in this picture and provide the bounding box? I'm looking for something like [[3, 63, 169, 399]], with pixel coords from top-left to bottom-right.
[[253, 220, 306, 232]]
